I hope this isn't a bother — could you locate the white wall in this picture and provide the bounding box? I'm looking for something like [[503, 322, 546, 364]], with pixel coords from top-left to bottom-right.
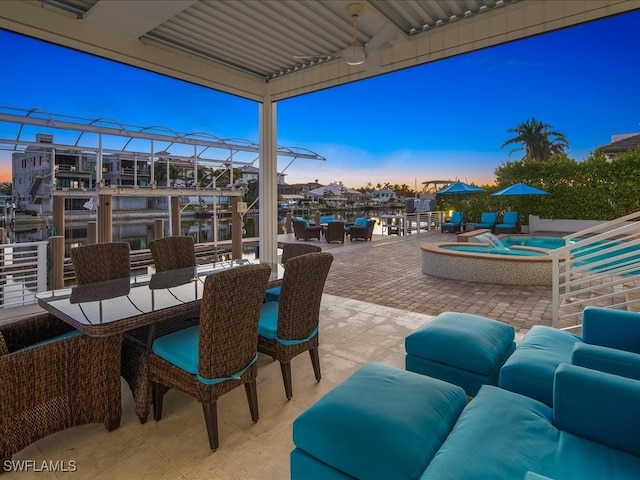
[[528, 215, 609, 234]]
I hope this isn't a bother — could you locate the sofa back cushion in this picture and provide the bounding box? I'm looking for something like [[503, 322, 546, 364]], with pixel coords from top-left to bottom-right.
[[554, 363, 640, 457]]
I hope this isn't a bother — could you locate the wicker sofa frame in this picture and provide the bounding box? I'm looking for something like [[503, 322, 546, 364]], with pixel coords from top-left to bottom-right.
[[0, 312, 122, 462]]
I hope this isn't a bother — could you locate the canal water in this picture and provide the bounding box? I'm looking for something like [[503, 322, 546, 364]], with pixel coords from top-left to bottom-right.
[[6, 209, 404, 255]]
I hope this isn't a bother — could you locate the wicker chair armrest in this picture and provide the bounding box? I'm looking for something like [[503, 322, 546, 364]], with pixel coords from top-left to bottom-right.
[[0, 312, 74, 353]]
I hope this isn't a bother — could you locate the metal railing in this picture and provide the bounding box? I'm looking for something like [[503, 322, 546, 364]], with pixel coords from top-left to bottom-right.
[[551, 211, 640, 329], [0, 239, 248, 309], [403, 211, 444, 234], [0, 241, 48, 307]]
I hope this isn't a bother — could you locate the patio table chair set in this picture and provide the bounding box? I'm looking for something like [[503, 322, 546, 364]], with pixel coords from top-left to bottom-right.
[[2, 239, 333, 458]]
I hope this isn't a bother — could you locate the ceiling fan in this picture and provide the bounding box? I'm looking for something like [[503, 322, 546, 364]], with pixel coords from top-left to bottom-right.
[[295, 3, 397, 73]]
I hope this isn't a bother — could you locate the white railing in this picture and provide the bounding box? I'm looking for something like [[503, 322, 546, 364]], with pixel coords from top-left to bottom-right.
[[0, 241, 48, 307], [400, 211, 444, 235], [551, 211, 640, 329]]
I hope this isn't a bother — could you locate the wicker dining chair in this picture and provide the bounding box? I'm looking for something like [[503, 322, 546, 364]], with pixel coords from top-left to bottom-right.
[[122, 235, 200, 423], [264, 243, 322, 302], [149, 235, 196, 272], [0, 312, 122, 462], [258, 252, 334, 399], [149, 264, 271, 450], [71, 242, 131, 285]]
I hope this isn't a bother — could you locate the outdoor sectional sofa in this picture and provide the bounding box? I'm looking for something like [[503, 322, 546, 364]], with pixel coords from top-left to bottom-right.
[[292, 361, 640, 480]]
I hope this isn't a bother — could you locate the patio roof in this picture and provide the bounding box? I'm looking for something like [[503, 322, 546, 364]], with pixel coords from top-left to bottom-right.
[[1, 1, 637, 102]]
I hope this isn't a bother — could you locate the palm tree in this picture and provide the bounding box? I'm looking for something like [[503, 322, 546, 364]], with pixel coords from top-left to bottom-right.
[[0, 182, 12, 197], [502, 118, 569, 162]]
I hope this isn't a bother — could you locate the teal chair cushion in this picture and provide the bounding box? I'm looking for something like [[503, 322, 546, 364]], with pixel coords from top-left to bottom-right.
[[476, 212, 498, 227], [30, 329, 81, 348], [450, 211, 463, 224], [499, 211, 519, 227], [152, 325, 200, 374], [152, 325, 257, 385], [264, 286, 281, 302], [354, 217, 369, 227], [258, 301, 317, 345], [320, 216, 334, 224], [258, 302, 279, 339], [294, 217, 310, 228]]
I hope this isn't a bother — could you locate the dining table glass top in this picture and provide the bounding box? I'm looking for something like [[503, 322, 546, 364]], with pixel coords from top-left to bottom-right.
[[36, 259, 283, 335]]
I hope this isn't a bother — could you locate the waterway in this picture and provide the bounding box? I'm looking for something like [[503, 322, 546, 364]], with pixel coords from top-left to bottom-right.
[[5, 209, 404, 255]]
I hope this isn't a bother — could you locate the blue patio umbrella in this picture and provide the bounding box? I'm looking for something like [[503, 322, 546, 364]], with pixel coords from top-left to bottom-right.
[[437, 181, 486, 195], [491, 183, 549, 196]]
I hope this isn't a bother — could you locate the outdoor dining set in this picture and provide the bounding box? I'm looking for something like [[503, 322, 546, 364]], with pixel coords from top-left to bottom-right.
[[0, 237, 333, 461]]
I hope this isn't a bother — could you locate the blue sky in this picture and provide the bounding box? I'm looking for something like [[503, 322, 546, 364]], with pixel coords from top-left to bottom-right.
[[1, 9, 639, 189]]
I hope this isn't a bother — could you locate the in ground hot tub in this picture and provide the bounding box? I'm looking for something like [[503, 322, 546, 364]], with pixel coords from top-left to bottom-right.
[[420, 242, 552, 286]]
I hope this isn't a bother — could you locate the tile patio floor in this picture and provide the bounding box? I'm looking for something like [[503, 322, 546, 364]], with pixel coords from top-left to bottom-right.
[[3, 229, 551, 479]]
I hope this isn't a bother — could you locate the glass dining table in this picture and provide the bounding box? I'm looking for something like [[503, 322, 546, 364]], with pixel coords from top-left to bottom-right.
[[36, 259, 284, 337]]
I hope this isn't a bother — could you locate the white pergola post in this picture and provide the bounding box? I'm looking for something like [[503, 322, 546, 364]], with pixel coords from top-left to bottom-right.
[[259, 98, 278, 264]]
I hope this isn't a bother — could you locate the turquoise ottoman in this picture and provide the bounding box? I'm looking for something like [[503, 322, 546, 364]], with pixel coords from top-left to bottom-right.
[[405, 312, 516, 396], [291, 362, 467, 480]]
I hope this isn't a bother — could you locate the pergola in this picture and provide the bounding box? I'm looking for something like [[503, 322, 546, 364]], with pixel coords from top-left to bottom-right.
[[1, 0, 638, 262]]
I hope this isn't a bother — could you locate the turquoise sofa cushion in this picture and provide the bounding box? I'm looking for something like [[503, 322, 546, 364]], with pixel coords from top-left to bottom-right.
[[554, 363, 640, 457], [406, 312, 515, 375], [423, 382, 640, 479], [572, 343, 640, 380], [499, 325, 583, 406], [422, 385, 557, 480], [582, 305, 640, 352], [291, 449, 353, 480], [293, 362, 467, 480]]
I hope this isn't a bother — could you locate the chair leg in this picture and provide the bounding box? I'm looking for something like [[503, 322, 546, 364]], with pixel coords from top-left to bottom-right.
[[309, 348, 321, 382], [202, 402, 219, 451], [104, 416, 121, 432], [244, 381, 259, 422], [280, 361, 293, 400], [152, 382, 167, 421]]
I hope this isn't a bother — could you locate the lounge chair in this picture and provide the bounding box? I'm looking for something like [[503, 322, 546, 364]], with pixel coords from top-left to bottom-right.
[[495, 211, 520, 234], [475, 212, 498, 232], [441, 211, 464, 233], [348, 219, 375, 241], [293, 218, 322, 241], [325, 221, 346, 243]]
